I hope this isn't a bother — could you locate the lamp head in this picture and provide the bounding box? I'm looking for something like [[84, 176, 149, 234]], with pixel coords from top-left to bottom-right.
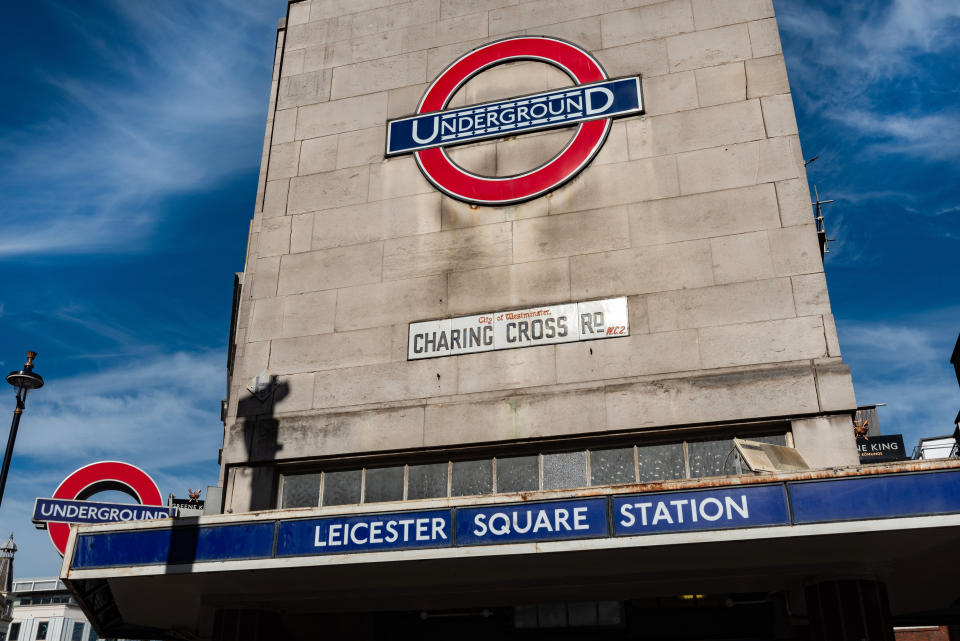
[[6, 351, 44, 398]]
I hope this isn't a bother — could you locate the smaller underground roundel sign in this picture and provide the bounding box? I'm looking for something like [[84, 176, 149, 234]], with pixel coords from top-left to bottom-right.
[[32, 461, 170, 556], [386, 37, 644, 205]]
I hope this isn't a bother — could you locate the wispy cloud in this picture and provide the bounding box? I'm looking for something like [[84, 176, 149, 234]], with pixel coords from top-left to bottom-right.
[[838, 308, 960, 451], [0, 0, 283, 257]]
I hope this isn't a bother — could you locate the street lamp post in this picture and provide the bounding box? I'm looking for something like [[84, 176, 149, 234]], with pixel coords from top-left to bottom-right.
[[0, 352, 44, 509]]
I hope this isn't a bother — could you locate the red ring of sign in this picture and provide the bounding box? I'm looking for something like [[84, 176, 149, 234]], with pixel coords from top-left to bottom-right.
[[48, 461, 163, 556], [415, 37, 610, 206]]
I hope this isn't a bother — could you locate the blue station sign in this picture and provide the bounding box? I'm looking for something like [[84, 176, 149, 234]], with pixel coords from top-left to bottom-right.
[[69, 470, 960, 570], [386, 76, 642, 157]]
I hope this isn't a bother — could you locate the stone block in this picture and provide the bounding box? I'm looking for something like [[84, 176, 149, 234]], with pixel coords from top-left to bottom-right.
[[822, 313, 842, 357], [699, 316, 826, 369], [288, 166, 370, 214], [296, 92, 388, 139], [298, 135, 338, 176], [746, 54, 789, 98], [761, 93, 799, 137], [425, 37, 492, 79], [262, 180, 289, 217], [290, 214, 313, 254], [775, 177, 813, 227], [458, 345, 557, 394], [335, 274, 447, 331], [647, 277, 795, 332], [628, 294, 650, 333], [303, 45, 327, 72], [630, 183, 780, 246], [280, 290, 338, 338], [640, 71, 699, 116], [594, 40, 669, 78], [249, 298, 283, 342], [447, 141, 497, 176], [815, 361, 857, 413], [268, 142, 301, 180], [601, 0, 694, 48], [595, 121, 630, 165], [748, 17, 782, 58], [514, 207, 630, 262], [401, 13, 489, 52], [383, 222, 514, 279], [277, 70, 332, 109], [266, 407, 426, 460], [251, 256, 280, 299], [423, 388, 606, 446], [273, 373, 316, 414], [272, 108, 298, 144], [336, 126, 386, 168], [570, 239, 714, 299], [269, 326, 394, 374], [627, 99, 765, 158], [549, 156, 680, 214], [447, 258, 571, 315], [791, 414, 858, 468], [440, 195, 549, 230], [441, 0, 516, 19], [605, 364, 820, 429], [692, 0, 773, 30], [285, 19, 351, 52], [666, 23, 752, 73], [259, 216, 291, 257], [496, 130, 574, 176], [287, 1, 312, 26], [313, 193, 441, 249], [277, 242, 383, 295], [388, 82, 430, 118], [330, 51, 427, 100], [314, 357, 458, 407], [694, 62, 745, 107], [349, 0, 440, 37], [310, 0, 402, 22], [238, 340, 271, 380], [792, 272, 831, 316], [676, 137, 801, 195], [281, 49, 306, 78], [528, 16, 602, 51], [767, 224, 822, 276], [368, 156, 434, 201], [710, 230, 774, 284], [489, 0, 625, 35], [556, 329, 700, 383]]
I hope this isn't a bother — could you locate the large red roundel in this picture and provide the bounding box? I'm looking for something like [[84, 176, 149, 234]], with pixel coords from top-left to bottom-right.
[[48, 461, 164, 556], [415, 37, 610, 206]]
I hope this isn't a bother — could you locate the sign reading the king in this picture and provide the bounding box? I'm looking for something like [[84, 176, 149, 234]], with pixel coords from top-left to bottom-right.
[[386, 37, 644, 206]]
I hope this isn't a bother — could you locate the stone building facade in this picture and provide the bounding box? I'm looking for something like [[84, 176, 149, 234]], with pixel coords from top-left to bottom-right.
[[221, 0, 858, 515]]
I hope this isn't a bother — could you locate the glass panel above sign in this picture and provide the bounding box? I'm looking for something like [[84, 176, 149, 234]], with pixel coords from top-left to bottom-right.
[[408, 297, 629, 360]]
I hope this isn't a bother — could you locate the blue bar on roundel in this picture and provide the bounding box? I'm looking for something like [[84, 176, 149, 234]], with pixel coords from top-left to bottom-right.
[[386, 76, 643, 156], [276, 509, 453, 556], [455, 498, 608, 546], [613, 485, 790, 536]]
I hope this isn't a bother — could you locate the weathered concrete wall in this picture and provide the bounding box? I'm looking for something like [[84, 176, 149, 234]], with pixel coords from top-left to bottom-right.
[[222, 0, 858, 506]]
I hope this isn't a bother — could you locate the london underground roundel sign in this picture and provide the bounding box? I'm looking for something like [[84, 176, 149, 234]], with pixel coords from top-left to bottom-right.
[[385, 37, 644, 206], [34, 461, 168, 556]]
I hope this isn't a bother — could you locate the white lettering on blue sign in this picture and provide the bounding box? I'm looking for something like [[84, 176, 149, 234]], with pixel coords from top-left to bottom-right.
[[312, 516, 447, 548], [386, 77, 642, 156], [32, 497, 173, 526], [456, 498, 607, 546]]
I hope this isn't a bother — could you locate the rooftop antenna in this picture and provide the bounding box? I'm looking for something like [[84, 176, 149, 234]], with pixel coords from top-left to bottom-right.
[[812, 184, 835, 257]]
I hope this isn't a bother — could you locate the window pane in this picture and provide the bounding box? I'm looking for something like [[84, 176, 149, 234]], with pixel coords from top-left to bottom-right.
[[407, 462, 447, 499], [451, 460, 492, 496], [364, 466, 404, 503], [568, 602, 598, 626], [36, 622, 48, 640], [322, 470, 361, 506], [688, 438, 736, 478], [280, 473, 320, 508], [542, 451, 586, 490], [71, 622, 85, 641], [749, 433, 787, 446], [590, 448, 635, 486], [637, 443, 686, 482], [497, 456, 539, 493], [10, 622, 20, 640]]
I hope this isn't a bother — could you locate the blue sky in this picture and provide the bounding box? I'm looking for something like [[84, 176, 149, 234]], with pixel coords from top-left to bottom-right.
[[0, 0, 957, 577]]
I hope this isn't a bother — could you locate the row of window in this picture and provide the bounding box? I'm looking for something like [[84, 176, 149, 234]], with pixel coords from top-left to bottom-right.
[[13, 597, 72, 606], [6, 620, 96, 640], [280, 434, 787, 509]]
